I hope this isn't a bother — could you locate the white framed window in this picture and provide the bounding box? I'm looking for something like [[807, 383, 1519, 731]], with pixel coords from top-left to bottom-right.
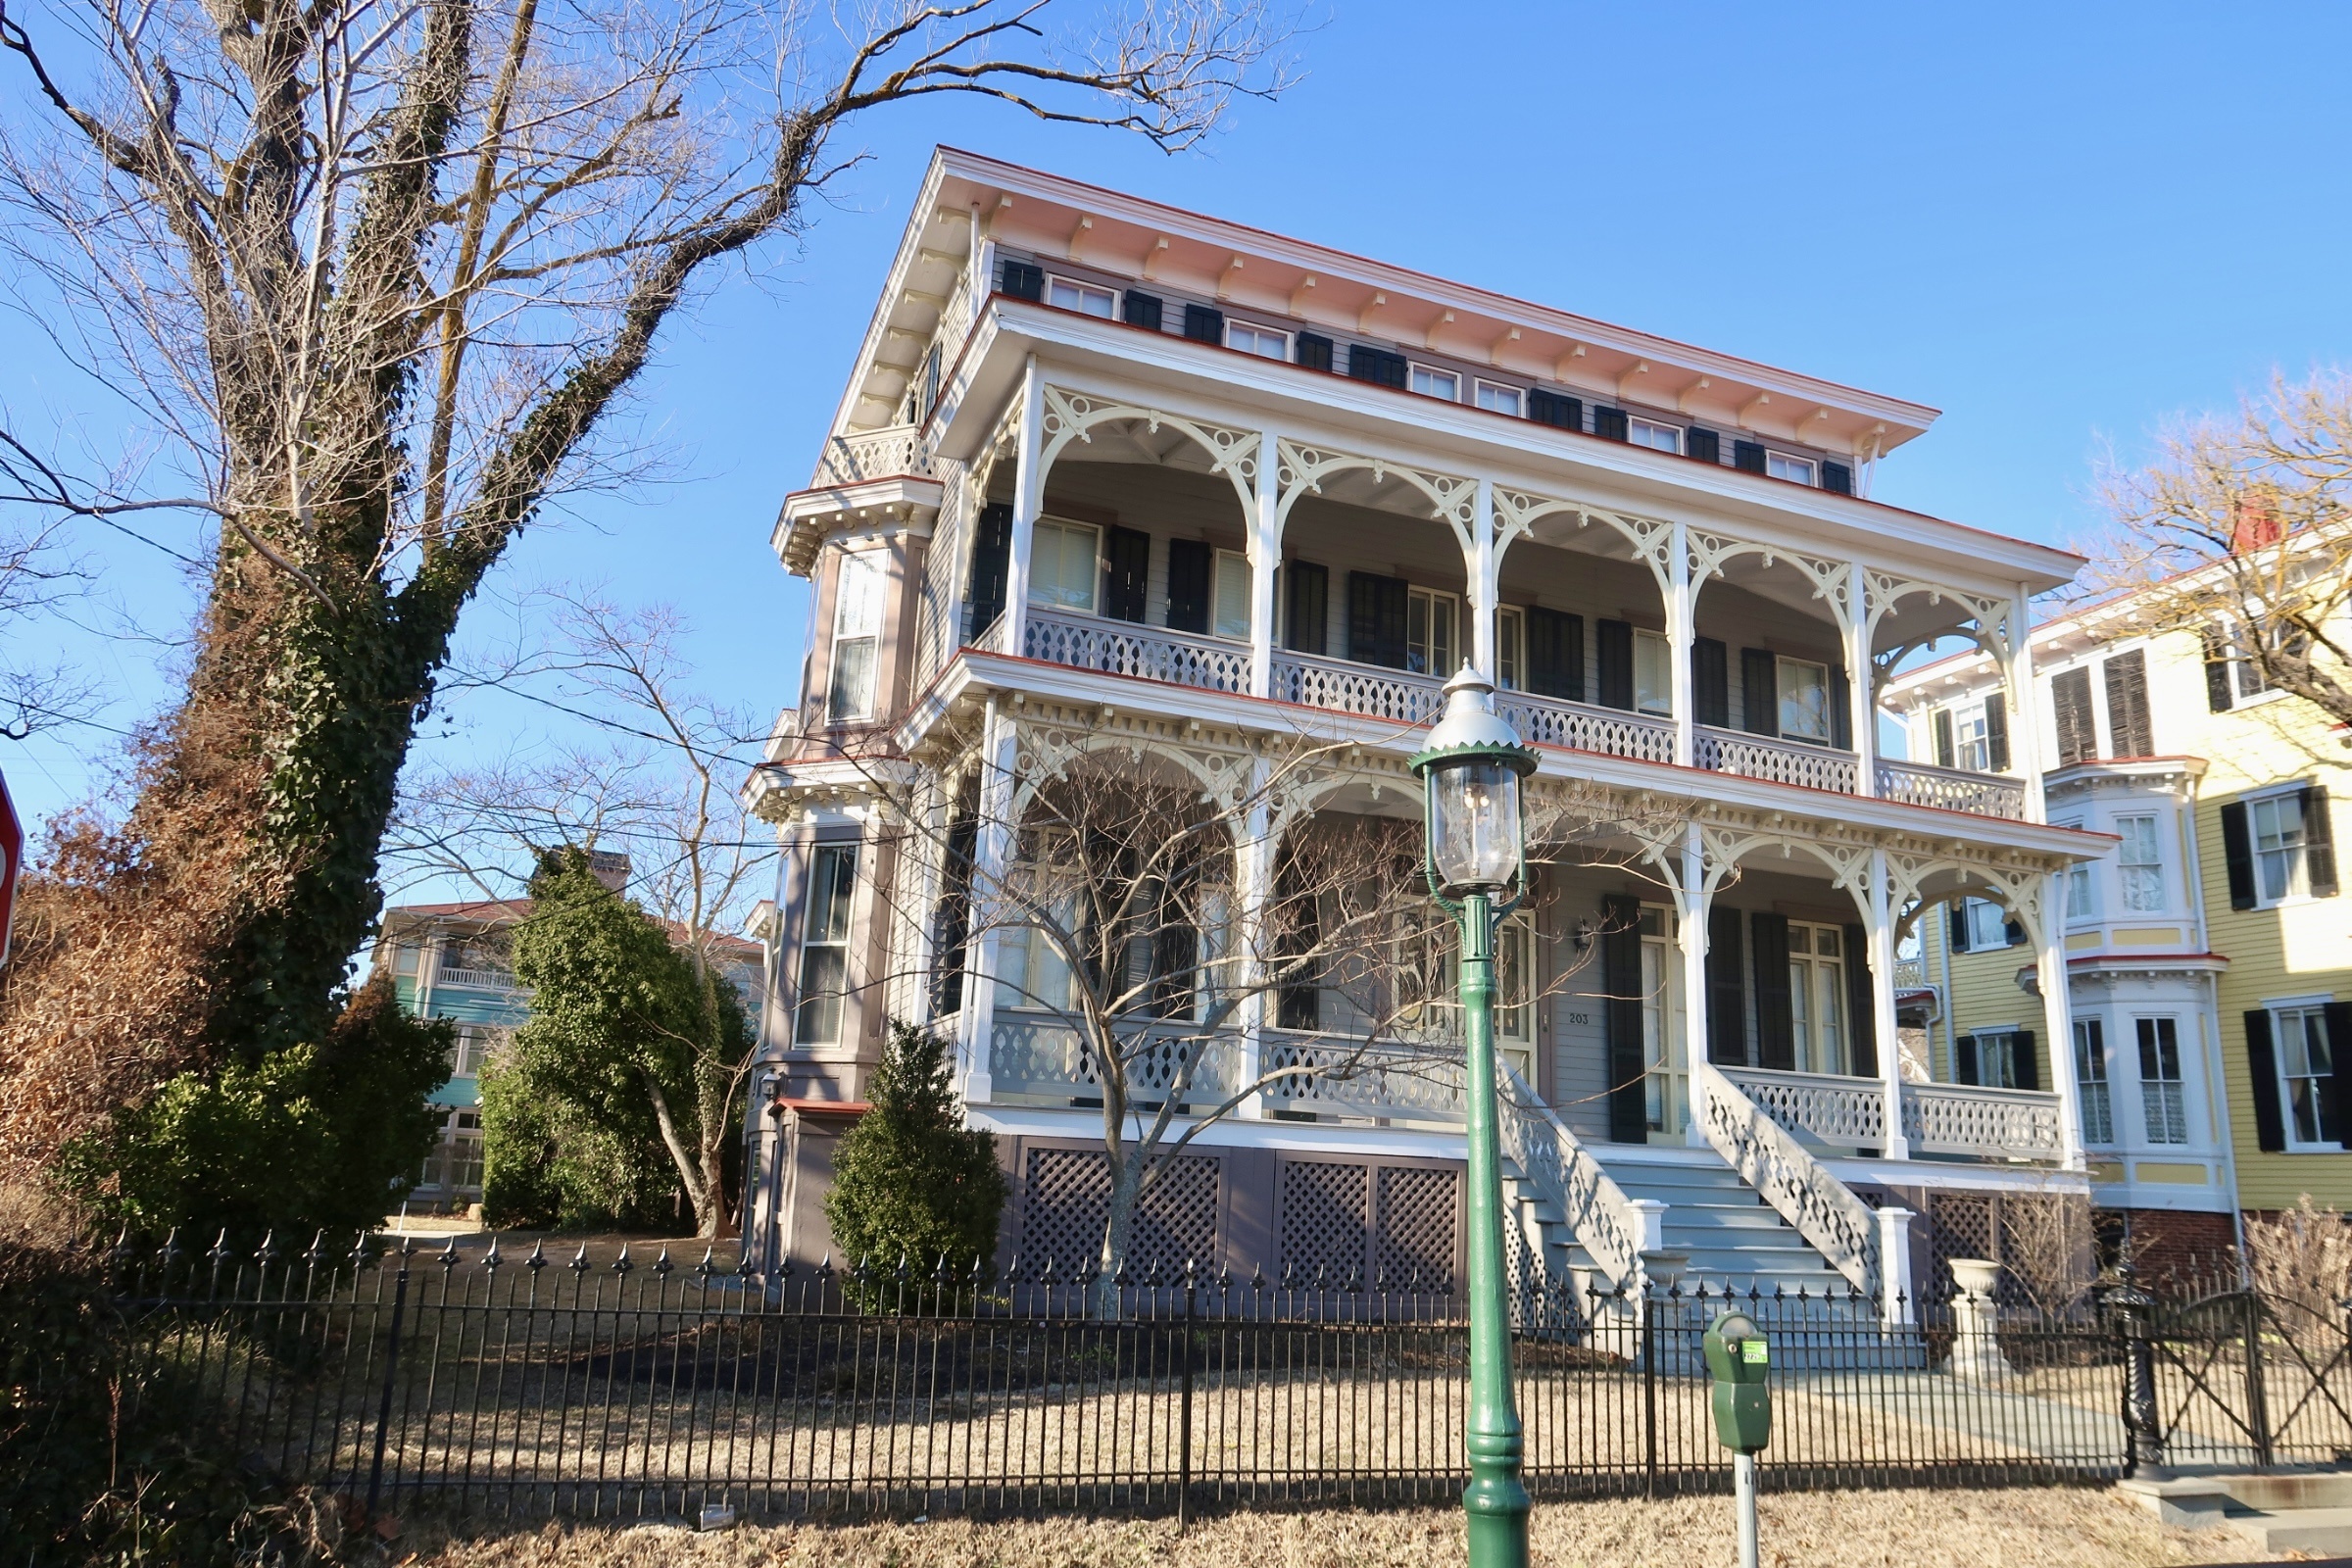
[[391, 942, 420, 976], [2075, 1018, 2113, 1145], [2135, 1016, 2188, 1145], [1638, 906, 1687, 1132], [1766, 451, 1817, 485], [1777, 657, 1832, 742], [1495, 606, 1524, 692], [2064, 851, 2096, 920], [1045, 275, 1115, 318], [1972, 1029, 2026, 1090], [1954, 706, 1990, 771], [2117, 814, 2166, 912], [826, 548, 887, 720], [794, 843, 858, 1046], [450, 1023, 497, 1079], [1957, 897, 2013, 953], [1634, 629, 1674, 716], [1628, 417, 1682, 455], [2276, 1005, 2337, 1151], [1396, 913, 1537, 1081], [1026, 517, 1101, 613], [1407, 586, 1459, 677], [1213, 549, 1251, 640], [1475, 380, 1524, 416], [1409, 364, 1460, 401], [1786, 921, 1849, 1076], [2252, 790, 2315, 905], [1227, 320, 1289, 360]]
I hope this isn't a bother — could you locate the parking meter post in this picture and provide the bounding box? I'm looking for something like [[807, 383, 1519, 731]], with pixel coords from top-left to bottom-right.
[[1703, 1309, 1771, 1568], [1734, 1452, 1759, 1568]]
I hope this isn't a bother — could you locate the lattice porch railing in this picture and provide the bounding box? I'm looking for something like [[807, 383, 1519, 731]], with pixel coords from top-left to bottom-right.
[[1877, 759, 2031, 820], [989, 1013, 1243, 1105], [1497, 692, 1677, 763], [1021, 610, 1250, 695], [1902, 1081, 2066, 1159], [1693, 726, 1859, 794], [809, 424, 927, 487], [1268, 652, 1446, 728]]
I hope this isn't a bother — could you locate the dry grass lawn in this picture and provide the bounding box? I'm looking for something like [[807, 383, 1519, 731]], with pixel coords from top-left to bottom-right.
[[390, 1488, 2298, 1566]]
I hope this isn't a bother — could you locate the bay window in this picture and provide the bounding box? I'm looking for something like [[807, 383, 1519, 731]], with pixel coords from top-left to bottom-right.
[[826, 549, 885, 720], [794, 844, 858, 1046]]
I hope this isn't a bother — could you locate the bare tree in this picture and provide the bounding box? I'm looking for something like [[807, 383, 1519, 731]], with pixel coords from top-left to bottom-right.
[[0, 0, 1294, 1180], [388, 589, 772, 1234], [0, 510, 98, 740], [783, 719, 1652, 1317], [2091, 371, 2352, 729]]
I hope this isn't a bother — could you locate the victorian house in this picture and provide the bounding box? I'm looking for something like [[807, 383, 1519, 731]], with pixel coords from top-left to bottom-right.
[[745, 149, 2103, 1314]]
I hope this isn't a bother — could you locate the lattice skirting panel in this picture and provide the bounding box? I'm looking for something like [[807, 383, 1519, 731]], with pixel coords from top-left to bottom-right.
[[1277, 1157, 1460, 1290], [1013, 1147, 1220, 1276]]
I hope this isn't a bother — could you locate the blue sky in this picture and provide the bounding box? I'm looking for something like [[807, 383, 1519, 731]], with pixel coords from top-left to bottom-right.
[[8, 0, 2352, 841]]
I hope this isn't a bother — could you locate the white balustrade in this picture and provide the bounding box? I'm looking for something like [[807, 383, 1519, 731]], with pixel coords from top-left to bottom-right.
[[1693, 726, 1858, 793], [1497, 1067, 1646, 1287], [1496, 693, 1678, 764], [809, 425, 928, 488], [1719, 1067, 1886, 1149], [1692, 1060, 1881, 1295], [1269, 652, 1446, 727], [1259, 1032, 1465, 1122], [1901, 1081, 2066, 1160], [1021, 609, 1251, 694], [1876, 759, 2030, 821], [989, 1012, 1241, 1104], [1892, 956, 1926, 989], [436, 966, 517, 992]]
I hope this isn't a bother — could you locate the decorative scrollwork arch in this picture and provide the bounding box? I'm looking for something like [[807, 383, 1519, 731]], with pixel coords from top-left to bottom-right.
[[1494, 487, 1676, 598], [1275, 438, 1478, 554], [1040, 386, 1260, 517]]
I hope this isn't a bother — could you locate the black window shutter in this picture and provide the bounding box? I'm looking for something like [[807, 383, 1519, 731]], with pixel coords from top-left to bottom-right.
[[1822, 462, 1854, 495], [1528, 608, 1584, 702], [1751, 912, 1794, 1070], [1740, 647, 1779, 736], [1103, 525, 1151, 623], [2246, 1010, 2286, 1152], [2221, 801, 2258, 909], [1843, 922, 1878, 1079], [1528, 389, 1583, 430], [1947, 901, 1968, 955], [2104, 650, 2154, 759], [1984, 693, 2011, 772], [1348, 571, 1408, 669], [1182, 303, 1223, 343], [1595, 620, 1636, 710], [2013, 1030, 2039, 1092], [930, 784, 980, 1016], [1706, 905, 1746, 1065], [1166, 538, 1212, 633], [1592, 406, 1629, 442], [1275, 856, 1322, 1031], [1830, 666, 1852, 749], [1933, 709, 1956, 769], [1734, 441, 1767, 475], [2203, 626, 2237, 712], [2003, 915, 2025, 948], [1000, 259, 1044, 300], [966, 503, 1012, 639], [2052, 666, 2096, 765], [1348, 346, 1407, 389], [2305, 785, 2339, 898], [1121, 289, 1163, 330], [1693, 637, 1730, 728], [1687, 428, 1722, 465], [1602, 894, 1648, 1142], [1296, 332, 1334, 372], [1955, 1035, 1979, 1086], [2321, 1004, 2352, 1147], [1284, 561, 1328, 655]]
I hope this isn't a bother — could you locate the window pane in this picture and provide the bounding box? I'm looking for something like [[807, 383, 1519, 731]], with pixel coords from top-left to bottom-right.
[[1778, 660, 1830, 740], [1411, 367, 1458, 400], [1629, 418, 1680, 454], [1496, 608, 1522, 691], [1029, 520, 1098, 611], [835, 551, 884, 637], [1213, 552, 1251, 639], [793, 950, 845, 1044], [1767, 453, 1816, 484], [2076, 1019, 2113, 1145], [1635, 631, 1672, 715], [807, 847, 856, 941], [1048, 277, 1113, 317], [1476, 382, 1522, 415], [828, 637, 875, 718]]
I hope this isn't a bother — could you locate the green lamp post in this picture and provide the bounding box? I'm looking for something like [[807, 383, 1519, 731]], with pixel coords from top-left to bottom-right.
[[1409, 664, 1540, 1568]]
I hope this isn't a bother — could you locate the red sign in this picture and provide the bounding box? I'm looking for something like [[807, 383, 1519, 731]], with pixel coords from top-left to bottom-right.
[[0, 769, 21, 968]]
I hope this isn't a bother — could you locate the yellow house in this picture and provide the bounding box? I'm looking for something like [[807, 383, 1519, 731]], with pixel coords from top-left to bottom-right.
[[1885, 593, 2350, 1276]]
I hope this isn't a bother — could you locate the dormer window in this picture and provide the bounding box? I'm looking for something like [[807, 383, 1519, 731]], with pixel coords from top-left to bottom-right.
[[1475, 380, 1523, 416], [1227, 321, 1289, 360], [1046, 275, 1114, 318], [1629, 417, 1681, 455], [1409, 365, 1459, 401], [1766, 451, 1817, 485]]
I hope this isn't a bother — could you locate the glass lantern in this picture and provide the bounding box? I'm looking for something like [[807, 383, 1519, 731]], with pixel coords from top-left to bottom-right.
[[1409, 666, 1539, 902]]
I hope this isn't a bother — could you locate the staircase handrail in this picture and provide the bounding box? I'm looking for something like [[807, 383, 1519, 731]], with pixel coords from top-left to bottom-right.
[[1691, 1058, 1881, 1295], [1498, 1065, 1648, 1287]]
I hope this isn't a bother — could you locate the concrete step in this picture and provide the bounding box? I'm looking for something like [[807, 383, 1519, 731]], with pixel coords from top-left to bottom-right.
[[2117, 1473, 2352, 1556]]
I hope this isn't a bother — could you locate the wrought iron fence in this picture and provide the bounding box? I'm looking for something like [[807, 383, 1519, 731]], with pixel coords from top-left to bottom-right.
[[48, 1236, 2352, 1530]]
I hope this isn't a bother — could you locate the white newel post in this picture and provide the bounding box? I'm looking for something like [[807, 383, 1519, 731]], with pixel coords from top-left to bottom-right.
[[1470, 478, 1497, 682], [956, 698, 1019, 1104], [1670, 520, 1694, 768], [1234, 759, 1276, 1117], [1250, 431, 1278, 698], [1679, 823, 1711, 1140], [1846, 563, 1877, 798], [1000, 360, 1045, 659], [2037, 873, 2085, 1171], [1875, 1204, 1916, 1325], [1869, 847, 1909, 1159]]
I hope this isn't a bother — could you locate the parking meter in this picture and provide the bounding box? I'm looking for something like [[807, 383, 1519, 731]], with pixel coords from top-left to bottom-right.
[[1703, 1309, 1772, 1454], [1703, 1309, 1770, 1568]]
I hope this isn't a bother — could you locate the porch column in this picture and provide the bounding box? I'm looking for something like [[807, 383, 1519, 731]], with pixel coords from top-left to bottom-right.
[[1868, 848, 1909, 1159], [1000, 358, 1045, 659], [1669, 520, 1694, 768], [1845, 564, 1878, 798], [956, 697, 1020, 1103], [2034, 873, 2086, 1170], [2007, 580, 2048, 824], [1250, 430, 1278, 698], [1678, 821, 1710, 1138], [1470, 478, 1498, 683], [1232, 757, 1277, 1117]]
